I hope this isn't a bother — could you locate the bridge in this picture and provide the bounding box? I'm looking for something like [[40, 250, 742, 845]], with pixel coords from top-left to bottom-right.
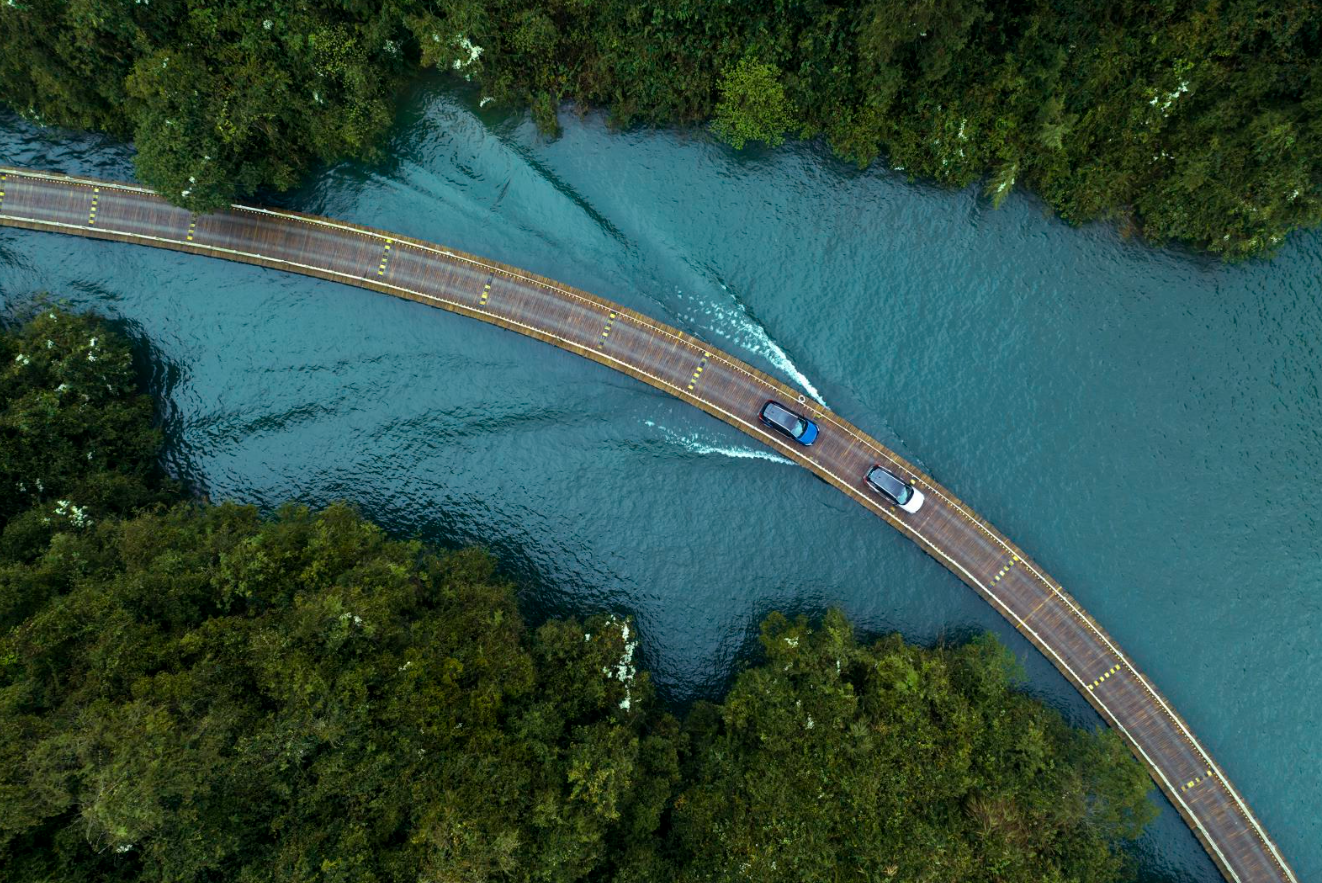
[[0, 166, 1297, 883]]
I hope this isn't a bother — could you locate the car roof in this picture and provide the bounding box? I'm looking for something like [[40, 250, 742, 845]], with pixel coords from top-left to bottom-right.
[[762, 401, 800, 432], [867, 465, 905, 496]]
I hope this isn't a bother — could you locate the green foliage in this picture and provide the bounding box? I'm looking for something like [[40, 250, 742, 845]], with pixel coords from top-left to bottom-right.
[[0, 514, 1159, 883], [668, 611, 1157, 883], [1, 0, 406, 211], [531, 90, 562, 138], [2, 0, 1319, 256], [0, 501, 675, 882], [0, 312, 1158, 881], [986, 161, 1019, 210], [0, 308, 167, 546], [712, 57, 797, 150]]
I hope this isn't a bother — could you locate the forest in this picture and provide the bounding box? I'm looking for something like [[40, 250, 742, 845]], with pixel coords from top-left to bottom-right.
[[0, 0, 1318, 258], [0, 307, 1160, 880]]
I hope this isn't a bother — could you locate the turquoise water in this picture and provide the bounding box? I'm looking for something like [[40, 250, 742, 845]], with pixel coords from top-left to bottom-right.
[[1, 78, 1318, 881]]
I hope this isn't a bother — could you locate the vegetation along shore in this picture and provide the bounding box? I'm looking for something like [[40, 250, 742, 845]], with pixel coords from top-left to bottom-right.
[[0, 309, 1159, 881], [1, 0, 1319, 258]]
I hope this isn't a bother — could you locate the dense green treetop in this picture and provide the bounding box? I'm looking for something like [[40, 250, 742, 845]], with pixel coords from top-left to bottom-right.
[[0, 310, 1157, 881], [667, 611, 1156, 883], [1, 500, 676, 882], [0, 0, 1318, 258], [0, 308, 169, 541], [0, 505, 1157, 883]]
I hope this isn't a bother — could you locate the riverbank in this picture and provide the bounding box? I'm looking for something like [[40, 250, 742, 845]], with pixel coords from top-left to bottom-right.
[[1, 1, 1317, 257]]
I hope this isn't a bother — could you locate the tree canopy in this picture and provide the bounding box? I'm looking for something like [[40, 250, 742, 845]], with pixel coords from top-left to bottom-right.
[[1, 0, 1319, 257], [2, 0, 1322, 260], [0, 309, 1158, 881], [669, 612, 1155, 883], [712, 57, 795, 151], [0, 308, 170, 552], [1, 500, 678, 882]]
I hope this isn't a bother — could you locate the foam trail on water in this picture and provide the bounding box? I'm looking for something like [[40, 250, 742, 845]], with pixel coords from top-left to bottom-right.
[[644, 420, 793, 465], [677, 286, 827, 407]]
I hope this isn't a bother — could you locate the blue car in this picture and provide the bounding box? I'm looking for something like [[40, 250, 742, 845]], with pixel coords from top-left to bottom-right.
[[759, 400, 818, 445]]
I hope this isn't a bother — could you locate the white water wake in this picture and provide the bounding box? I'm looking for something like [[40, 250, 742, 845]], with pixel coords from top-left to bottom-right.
[[677, 286, 827, 407], [644, 420, 793, 465]]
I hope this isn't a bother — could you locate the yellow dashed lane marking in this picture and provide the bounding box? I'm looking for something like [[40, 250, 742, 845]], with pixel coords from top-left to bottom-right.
[[0, 173, 6, 211], [186, 216, 197, 242], [479, 276, 493, 307], [687, 353, 711, 392], [87, 188, 99, 226], [598, 311, 617, 348], [376, 239, 392, 276], [1086, 663, 1122, 692], [991, 554, 1021, 585], [1182, 770, 1214, 792]]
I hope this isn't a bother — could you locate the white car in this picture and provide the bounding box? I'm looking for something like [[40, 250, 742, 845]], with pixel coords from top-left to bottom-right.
[[865, 465, 925, 514]]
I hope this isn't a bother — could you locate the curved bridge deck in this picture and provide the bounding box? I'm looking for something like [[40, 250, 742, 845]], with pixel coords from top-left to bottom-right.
[[0, 167, 1296, 883]]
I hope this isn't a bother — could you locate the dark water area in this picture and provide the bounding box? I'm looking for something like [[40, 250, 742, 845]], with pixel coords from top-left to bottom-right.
[[1, 77, 1318, 882]]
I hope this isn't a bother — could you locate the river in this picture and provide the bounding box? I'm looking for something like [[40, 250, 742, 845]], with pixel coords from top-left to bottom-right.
[[1, 76, 1318, 882]]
